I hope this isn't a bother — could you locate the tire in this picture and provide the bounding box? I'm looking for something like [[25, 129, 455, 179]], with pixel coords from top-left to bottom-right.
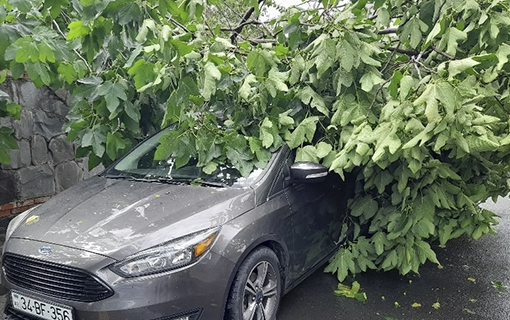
[[225, 246, 282, 320]]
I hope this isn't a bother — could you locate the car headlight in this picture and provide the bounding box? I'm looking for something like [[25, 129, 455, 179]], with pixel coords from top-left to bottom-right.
[[5, 205, 40, 242], [110, 227, 220, 277]]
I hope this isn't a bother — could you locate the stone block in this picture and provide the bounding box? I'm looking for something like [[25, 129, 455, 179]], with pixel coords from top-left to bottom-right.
[[0, 171, 18, 205], [17, 81, 38, 109], [32, 134, 50, 165], [13, 110, 34, 140], [19, 139, 31, 167], [49, 135, 75, 164], [18, 165, 55, 200], [55, 161, 82, 192], [33, 109, 65, 140], [39, 87, 69, 117]]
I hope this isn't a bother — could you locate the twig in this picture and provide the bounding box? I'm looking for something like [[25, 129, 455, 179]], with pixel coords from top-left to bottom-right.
[[379, 27, 398, 35], [387, 46, 420, 56], [169, 17, 191, 34], [221, 20, 262, 32], [202, 15, 217, 39], [247, 38, 277, 45], [367, 78, 391, 116], [52, 20, 92, 74], [431, 45, 455, 60], [411, 51, 424, 79], [382, 42, 401, 74]]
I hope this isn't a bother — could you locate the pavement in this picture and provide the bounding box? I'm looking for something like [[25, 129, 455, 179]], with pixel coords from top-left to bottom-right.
[[0, 198, 509, 320]]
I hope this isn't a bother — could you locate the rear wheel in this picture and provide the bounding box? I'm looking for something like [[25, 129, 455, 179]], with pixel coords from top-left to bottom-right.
[[225, 246, 282, 320]]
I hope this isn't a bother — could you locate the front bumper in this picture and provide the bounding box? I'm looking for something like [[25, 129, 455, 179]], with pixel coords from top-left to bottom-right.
[[2, 238, 235, 320]]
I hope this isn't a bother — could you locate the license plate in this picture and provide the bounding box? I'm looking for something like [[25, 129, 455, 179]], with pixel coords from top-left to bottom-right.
[[11, 291, 74, 320]]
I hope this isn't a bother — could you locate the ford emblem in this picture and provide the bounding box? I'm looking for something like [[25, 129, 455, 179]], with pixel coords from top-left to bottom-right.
[[39, 246, 52, 255]]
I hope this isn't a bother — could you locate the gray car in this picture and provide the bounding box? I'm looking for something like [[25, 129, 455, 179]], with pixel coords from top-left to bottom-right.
[[1, 127, 351, 320]]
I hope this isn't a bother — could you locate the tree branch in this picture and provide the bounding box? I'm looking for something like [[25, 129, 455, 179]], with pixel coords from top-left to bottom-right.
[[387, 46, 420, 56], [431, 45, 455, 60], [230, 0, 265, 44], [221, 19, 262, 32], [382, 42, 401, 74], [378, 27, 398, 35], [169, 17, 191, 34]]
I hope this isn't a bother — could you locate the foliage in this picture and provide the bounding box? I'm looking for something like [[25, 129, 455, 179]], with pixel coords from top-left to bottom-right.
[[0, 79, 20, 164], [334, 281, 367, 302], [1, 0, 510, 281]]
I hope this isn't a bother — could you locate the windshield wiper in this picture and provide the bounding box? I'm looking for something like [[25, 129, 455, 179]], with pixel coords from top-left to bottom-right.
[[104, 174, 228, 187], [192, 180, 229, 188], [103, 174, 183, 185]]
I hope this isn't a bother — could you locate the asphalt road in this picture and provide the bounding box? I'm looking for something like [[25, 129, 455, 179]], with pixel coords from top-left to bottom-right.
[[278, 196, 510, 320], [0, 198, 508, 320]]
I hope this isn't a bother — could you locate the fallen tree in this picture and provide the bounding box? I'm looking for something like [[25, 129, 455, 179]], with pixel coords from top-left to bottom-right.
[[1, 0, 510, 281]]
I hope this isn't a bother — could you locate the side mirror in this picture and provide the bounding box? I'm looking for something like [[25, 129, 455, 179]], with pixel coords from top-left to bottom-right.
[[289, 162, 328, 183]]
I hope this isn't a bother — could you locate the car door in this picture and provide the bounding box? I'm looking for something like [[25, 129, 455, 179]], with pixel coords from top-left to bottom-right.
[[284, 159, 347, 280]]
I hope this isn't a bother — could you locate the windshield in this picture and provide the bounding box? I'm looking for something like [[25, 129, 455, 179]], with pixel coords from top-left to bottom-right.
[[105, 128, 264, 188]]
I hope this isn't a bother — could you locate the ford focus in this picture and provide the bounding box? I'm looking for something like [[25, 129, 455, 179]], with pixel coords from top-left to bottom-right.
[[1, 127, 351, 320]]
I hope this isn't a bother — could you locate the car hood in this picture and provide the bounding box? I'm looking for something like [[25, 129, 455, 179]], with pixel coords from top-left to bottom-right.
[[11, 176, 253, 260]]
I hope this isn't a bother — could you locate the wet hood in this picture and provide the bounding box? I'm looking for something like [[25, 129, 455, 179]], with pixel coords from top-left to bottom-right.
[[11, 176, 254, 260]]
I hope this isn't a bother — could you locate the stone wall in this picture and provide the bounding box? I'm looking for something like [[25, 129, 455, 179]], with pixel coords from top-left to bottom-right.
[[0, 79, 103, 217]]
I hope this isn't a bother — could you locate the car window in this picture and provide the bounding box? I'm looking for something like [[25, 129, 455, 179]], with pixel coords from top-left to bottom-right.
[[106, 127, 265, 188], [267, 150, 294, 197]]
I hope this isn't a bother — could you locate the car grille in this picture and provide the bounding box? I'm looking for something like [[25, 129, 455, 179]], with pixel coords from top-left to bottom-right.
[[3, 253, 113, 302]]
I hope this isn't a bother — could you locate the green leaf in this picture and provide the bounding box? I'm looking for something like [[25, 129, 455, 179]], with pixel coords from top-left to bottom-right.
[[423, 21, 443, 49], [106, 131, 127, 160], [202, 62, 221, 100], [399, 17, 428, 48], [316, 142, 332, 158], [239, 74, 257, 100], [58, 63, 77, 84], [26, 62, 51, 85], [399, 76, 414, 102], [38, 42, 56, 63], [372, 232, 389, 255], [247, 50, 271, 77], [296, 145, 319, 163], [278, 110, 294, 127], [81, 126, 106, 158], [313, 37, 336, 77], [337, 38, 356, 72], [412, 218, 435, 238], [265, 68, 289, 98], [226, 145, 253, 177], [496, 44, 510, 70], [260, 118, 275, 148], [350, 196, 378, 219], [297, 86, 329, 117], [360, 69, 384, 92], [448, 58, 480, 80], [95, 81, 128, 113], [286, 116, 319, 149], [444, 27, 467, 57], [415, 240, 439, 264], [67, 21, 91, 40], [388, 70, 403, 98]]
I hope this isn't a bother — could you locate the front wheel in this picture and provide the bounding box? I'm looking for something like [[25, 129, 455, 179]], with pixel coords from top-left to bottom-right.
[[225, 246, 282, 320]]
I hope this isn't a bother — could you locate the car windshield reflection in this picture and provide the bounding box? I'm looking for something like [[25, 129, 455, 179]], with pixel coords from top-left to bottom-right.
[[105, 128, 264, 188]]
